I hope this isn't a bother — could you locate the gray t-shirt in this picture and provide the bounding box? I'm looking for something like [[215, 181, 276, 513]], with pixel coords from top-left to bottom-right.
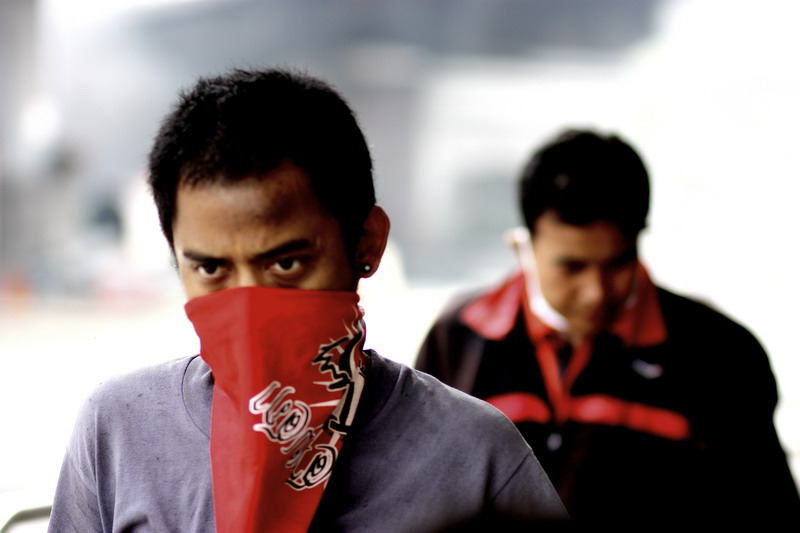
[[48, 352, 567, 532]]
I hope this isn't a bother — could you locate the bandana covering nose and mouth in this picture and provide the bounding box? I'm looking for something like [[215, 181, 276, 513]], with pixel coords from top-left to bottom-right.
[[185, 286, 367, 533]]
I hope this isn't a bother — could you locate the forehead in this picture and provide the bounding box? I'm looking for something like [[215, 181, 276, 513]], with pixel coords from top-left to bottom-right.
[[175, 163, 325, 226], [532, 212, 632, 259]]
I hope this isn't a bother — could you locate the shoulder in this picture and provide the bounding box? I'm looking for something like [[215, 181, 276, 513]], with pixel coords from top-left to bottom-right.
[[657, 287, 765, 349], [338, 353, 568, 525], [65, 354, 209, 476], [658, 287, 734, 323], [85, 355, 198, 407], [54, 355, 214, 532], [656, 287, 775, 390], [428, 273, 525, 344], [71, 355, 203, 442], [416, 280, 514, 365], [367, 353, 530, 449]]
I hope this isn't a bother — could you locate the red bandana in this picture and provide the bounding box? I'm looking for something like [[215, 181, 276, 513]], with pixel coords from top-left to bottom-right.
[[185, 287, 367, 533]]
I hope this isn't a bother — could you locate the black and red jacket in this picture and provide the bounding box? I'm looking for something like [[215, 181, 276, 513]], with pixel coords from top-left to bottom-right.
[[416, 268, 800, 528]]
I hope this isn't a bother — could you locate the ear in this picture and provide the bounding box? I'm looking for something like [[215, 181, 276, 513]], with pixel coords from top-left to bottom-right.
[[355, 206, 390, 278]]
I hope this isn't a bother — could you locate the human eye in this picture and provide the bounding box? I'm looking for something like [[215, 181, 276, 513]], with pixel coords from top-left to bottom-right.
[[560, 260, 586, 275], [269, 256, 307, 278], [193, 261, 227, 280]]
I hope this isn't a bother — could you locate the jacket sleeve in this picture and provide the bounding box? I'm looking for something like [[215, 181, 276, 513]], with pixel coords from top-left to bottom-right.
[[725, 336, 800, 524], [689, 312, 800, 527]]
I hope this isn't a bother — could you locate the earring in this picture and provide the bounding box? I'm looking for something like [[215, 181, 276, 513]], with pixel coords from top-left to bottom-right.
[[360, 264, 372, 274]]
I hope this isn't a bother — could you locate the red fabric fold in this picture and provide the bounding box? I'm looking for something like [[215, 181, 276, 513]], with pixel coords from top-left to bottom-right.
[[185, 287, 366, 533]]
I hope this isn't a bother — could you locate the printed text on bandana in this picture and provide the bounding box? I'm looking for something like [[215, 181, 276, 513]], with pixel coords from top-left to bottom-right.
[[248, 319, 364, 491]]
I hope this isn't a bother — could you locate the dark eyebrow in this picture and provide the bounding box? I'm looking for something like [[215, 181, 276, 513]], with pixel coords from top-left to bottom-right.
[[556, 257, 587, 266], [182, 250, 227, 263], [181, 239, 314, 264], [251, 239, 314, 262]]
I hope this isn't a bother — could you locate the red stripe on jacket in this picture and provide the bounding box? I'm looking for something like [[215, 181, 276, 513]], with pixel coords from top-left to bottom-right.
[[485, 392, 690, 441]]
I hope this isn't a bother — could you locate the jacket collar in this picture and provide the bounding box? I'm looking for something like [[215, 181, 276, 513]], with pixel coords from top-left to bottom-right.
[[460, 263, 667, 347]]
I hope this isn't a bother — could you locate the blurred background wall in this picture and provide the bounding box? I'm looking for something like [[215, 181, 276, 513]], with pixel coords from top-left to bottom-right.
[[1, 0, 799, 506]]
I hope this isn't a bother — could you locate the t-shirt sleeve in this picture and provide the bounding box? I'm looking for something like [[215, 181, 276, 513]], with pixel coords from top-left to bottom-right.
[[490, 451, 570, 526], [48, 397, 104, 533]]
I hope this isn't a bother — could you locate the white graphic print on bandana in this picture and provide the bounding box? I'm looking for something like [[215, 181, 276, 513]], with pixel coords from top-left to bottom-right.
[[248, 315, 365, 491]]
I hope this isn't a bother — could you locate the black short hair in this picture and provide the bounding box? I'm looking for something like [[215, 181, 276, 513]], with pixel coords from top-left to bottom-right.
[[147, 67, 375, 255], [519, 129, 650, 239]]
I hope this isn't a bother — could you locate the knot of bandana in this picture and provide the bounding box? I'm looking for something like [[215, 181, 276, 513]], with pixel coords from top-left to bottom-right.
[[185, 287, 367, 533]]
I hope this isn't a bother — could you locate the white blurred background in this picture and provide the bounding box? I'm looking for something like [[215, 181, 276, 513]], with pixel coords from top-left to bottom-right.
[[1, 0, 799, 528]]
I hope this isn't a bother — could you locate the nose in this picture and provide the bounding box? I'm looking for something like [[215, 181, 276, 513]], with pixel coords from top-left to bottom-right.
[[233, 267, 269, 289], [580, 267, 608, 308]]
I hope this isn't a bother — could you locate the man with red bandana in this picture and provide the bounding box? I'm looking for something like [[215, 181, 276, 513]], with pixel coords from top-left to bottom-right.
[[416, 129, 800, 528], [47, 69, 568, 532]]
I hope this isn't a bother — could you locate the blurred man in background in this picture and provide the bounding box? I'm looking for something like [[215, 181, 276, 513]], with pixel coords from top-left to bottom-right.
[[416, 129, 800, 528]]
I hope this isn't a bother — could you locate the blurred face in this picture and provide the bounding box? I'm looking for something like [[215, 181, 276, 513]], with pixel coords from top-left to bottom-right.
[[530, 211, 638, 343], [172, 162, 360, 300]]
